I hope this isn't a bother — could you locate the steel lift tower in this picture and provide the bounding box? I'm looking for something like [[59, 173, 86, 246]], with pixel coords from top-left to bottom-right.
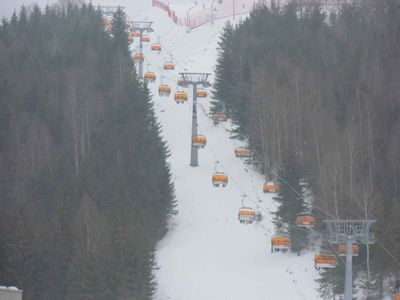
[[179, 72, 211, 167], [324, 219, 376, 300], [130, 21, 153, 79]]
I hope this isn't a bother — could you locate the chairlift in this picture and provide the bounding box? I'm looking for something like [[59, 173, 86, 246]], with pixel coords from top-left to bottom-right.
[[263, 181, 279, 193], [142, 35, 150, 42], [271, 234, 290, 253], [158, 84, 171, 97], [163, 54, 175, 70], [163, 62, 175, 70], [314, 253, 337, 271], [151, 43, 162, 51], [238, 207, 257, 224], [296, 212, 316, 228], [131, 31, 140, 37], [196, 89, 207, 98], [212, 112, 228, 125], [132, 53, 144, 62], [174, 91, 188, 104], [128, 35, 134, 44], [338, 244, 359, 257], [177, 78, 189, 88], [238, 194, 261, 224], [144, 72, 156, 83], [212, 172, 228, 187], [192, 135, 207, 148], [151, 36, 162, 51], [235, 147, 251, 158]]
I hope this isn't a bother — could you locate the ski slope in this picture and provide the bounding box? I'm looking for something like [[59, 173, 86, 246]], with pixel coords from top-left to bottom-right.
[[133, 6, 320, 300]]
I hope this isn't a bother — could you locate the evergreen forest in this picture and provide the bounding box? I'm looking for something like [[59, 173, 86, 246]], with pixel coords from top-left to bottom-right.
[[212, 0, 400, 297], [0, 3, 175, 299]]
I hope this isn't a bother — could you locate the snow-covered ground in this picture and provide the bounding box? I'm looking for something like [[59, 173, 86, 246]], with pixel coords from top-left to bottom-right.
[[132, 6, 320, 300]]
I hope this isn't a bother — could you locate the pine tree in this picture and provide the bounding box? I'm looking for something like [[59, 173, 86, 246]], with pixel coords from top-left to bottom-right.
[[275, 148, 305, 224], [211, 21, 236, 114], [274, 148, 307, 253], [211, 0, 400, 295], [18, 6, 28, 34], [316, 262, 345, 299], [0, 3, 175, 298], [111, 7, 129, 55], [66, 196, 110, 300]]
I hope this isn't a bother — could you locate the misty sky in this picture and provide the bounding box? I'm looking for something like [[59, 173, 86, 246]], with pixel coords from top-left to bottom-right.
[[0, 0, 201, 19]]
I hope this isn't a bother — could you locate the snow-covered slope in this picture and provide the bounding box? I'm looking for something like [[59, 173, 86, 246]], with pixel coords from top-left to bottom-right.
[[132, 7, 320, 300]]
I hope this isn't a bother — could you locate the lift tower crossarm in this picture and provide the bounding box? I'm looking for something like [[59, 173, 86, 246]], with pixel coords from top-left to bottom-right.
[[179, 72, 211, 167], [131, 21, 154, 30], [130, 21, 154, 79]]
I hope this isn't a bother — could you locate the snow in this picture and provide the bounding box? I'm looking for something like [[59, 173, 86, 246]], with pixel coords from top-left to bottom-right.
[[0, 286, 22, 292], [132, 5, 320, 300]]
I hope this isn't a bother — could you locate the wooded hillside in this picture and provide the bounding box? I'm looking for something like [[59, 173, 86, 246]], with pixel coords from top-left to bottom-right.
[[0, 3, 175, 299], [213, 0, 400, 296]]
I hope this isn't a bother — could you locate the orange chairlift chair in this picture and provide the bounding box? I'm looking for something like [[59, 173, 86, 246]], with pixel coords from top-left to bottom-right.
[[177, 78, 189, 88], [141, 35, 150, 43], [132, 52, 144, 62], [174, 91, 188, 104], [192, 135, 207, 149], [158, 84, 171, 97], [263, 181, 279, 193], [212, 112, 228, 125], [235, 147, 251, 158], [271, 234, 290, 253], [338, 244, 360, 257], [238, 207, 257, 224], [144, 71, 157, 83], [212, 172, 228, 187], [151, 36, 162, 51], [296, 212, 316, 228], [163, 54, 175, 70], [196, 89, 207, 98], [314, 253, 337, 270]]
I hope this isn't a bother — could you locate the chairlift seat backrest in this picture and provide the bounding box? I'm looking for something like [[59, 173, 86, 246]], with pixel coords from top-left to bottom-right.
[[338, 244, 359, 256]]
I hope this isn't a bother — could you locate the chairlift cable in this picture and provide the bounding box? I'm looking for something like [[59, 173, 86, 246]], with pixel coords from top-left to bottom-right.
[[141, 33, 337, 238], [138, 29, 400, 276], [199, 122, 311, 234], [375, 237, 400, 268], [247, 144, 337, 219]]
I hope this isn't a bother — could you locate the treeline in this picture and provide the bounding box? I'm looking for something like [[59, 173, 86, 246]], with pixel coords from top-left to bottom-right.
[[0, 3, 174, 300], [213, 0, 400, 297]]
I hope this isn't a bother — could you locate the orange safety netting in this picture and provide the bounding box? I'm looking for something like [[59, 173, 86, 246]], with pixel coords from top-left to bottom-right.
[[153, 0, 353, 30], [152, 0, 183, 25]]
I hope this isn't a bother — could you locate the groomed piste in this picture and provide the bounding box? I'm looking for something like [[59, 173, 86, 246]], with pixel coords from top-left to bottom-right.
[[129, 4, 320, 300]]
